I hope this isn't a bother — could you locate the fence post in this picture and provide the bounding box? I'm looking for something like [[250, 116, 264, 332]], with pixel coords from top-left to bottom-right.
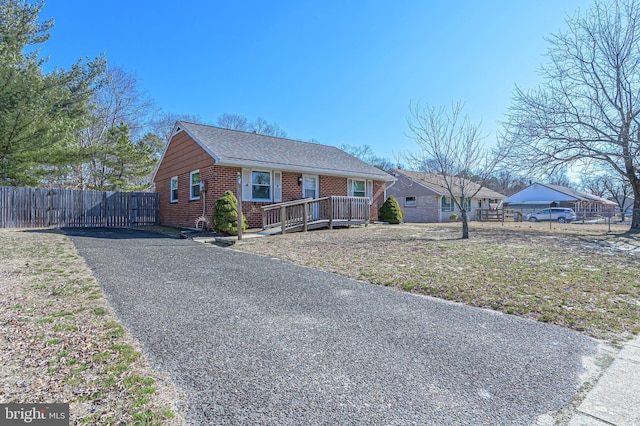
[[47, 189, 52, 227], [102, 192, 108, 227], [303, 201, 308, 232], [281, 205, 287, 234], [328, 197, 333, 229], [366, 198, 370, 225], [130, 193, 138, 226]]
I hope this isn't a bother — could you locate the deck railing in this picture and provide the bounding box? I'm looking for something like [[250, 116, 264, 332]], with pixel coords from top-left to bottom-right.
[[262, 196, 370, 233], [475, 208, 520, 222]]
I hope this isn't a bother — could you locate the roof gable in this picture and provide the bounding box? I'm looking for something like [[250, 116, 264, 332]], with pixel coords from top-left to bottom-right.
[[506, 183, 617, 205], [169, 121, 394, 181], [506, 183, 578, 203], [393, 170, 507, 199]]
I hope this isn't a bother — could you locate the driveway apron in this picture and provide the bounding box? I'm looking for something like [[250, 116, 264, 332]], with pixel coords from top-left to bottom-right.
[[65, 228, 597, 425]]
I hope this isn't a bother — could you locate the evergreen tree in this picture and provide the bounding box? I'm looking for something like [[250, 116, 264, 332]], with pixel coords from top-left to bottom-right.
[[90, 123, 156, 191], [0, 0, 105, 186], [212, 190, 248, 235], [379, 196, 403, 224]]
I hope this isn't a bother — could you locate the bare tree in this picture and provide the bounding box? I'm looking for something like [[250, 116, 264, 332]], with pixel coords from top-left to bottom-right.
[[251, 117, 287, 137], [604, 175, 634, 215], [216, 113, 249, 132], [580, 175, 608, 198], [582, 173, 634, 214], [502, 0, 640, 230], [544, 166, 574, 188], [407, 101, 510, 239], [77, 66, 157, 189], [340, 144, 397, 171], [483, 169, 529, 196], [151, 112, 202, 147], [216, 113, 287, 137]]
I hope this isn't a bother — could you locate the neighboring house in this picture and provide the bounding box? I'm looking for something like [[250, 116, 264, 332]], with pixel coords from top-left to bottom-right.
[[153, 121, 395, 229], [386, 170, 506, 223], [504, 183, 617, 218]]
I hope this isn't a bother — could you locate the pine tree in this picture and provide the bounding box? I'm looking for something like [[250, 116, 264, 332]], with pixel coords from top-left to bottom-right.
[[0, 0, 105, 186], [212, 191, 248, 235], [379, 196, 403, 224], [90, 123, 156, 191]]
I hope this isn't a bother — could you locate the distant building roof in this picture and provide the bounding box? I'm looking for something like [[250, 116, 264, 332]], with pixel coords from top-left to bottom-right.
[[505, 182, 616, 205], [172, 121, 394, 181], [393, 170, 507, 199], [541, 183, 616, 205]]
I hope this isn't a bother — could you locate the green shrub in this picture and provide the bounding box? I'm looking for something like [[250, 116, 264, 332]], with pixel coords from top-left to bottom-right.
[[379, 196, 403, 224], [212, 191, 248, 235], [449, 213, 458, 221]]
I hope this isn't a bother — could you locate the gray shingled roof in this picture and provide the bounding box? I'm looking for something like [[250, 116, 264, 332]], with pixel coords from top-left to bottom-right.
[[539, 183, 617, 205], [396, 170, 507, 199], [176, 121, 393, 181]]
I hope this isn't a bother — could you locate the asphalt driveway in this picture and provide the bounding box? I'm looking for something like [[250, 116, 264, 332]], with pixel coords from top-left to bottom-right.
[[65, 228, 598, 425]]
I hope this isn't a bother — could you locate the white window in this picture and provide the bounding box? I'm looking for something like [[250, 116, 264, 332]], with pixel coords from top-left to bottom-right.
[[190, 170, 200, 200], [170, 176, 178, 203], [352, 179, 366, 197], [251, 170, 271, 201], [405, 196, 416, 207]]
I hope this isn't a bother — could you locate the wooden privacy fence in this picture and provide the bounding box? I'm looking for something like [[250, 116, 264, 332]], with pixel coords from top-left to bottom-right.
[[262, 195, 370, 233], [0, 187, 159, 228]]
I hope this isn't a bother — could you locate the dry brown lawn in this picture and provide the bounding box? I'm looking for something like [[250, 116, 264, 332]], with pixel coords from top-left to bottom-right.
[[235, 221, 640, 342], [0, 229, 186, 425]]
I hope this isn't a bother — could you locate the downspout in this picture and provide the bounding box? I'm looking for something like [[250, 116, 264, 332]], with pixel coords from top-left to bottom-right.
[[384, 178, 397, 201]]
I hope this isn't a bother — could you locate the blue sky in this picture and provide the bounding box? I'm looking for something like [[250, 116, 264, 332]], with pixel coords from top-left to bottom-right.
[[40, 0, 586, 161]]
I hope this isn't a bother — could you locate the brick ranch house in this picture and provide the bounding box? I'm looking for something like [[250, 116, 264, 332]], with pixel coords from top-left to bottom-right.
[[386, 169, 506, 223], [153, 121, 396, 229]]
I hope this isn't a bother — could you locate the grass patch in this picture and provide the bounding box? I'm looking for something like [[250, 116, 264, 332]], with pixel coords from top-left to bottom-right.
[[0, 229, 184, 425], [235, 222, 640, 341], [53, 324, 78, 332]]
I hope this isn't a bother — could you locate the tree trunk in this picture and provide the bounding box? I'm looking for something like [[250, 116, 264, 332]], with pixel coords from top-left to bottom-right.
[[631, 182, 640, 231], [461, 209, 469, 239]]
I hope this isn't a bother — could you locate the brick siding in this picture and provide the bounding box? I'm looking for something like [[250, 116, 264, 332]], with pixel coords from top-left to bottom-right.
[[155, 131, 387, 228]]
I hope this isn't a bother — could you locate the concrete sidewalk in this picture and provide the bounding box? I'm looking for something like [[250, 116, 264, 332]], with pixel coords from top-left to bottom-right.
[[569, 335, 640, 425]]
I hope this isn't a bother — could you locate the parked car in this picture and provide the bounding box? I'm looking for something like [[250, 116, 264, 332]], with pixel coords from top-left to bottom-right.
[[526, 208, 577, 223]]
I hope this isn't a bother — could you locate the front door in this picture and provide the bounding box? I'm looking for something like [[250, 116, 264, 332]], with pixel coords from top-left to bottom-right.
[[302, 175, 319, 219]]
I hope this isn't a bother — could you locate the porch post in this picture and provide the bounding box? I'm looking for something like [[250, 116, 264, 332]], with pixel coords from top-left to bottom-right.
[[281, 205, 287, 234], [236, 172, 243, 240], [328, 196, 333, 229], [303, 201, 308, 232]]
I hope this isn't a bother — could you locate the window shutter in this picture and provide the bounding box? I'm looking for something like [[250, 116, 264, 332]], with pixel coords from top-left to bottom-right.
[[367, 180, 373, 205], [347, 178, 353, 196], [242, 168, 251, 201], [273, 171, 282, 202]]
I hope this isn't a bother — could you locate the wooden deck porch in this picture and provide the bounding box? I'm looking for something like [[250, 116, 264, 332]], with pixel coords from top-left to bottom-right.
[[261, 196, 370, 234], [475, 208, 522, 222]]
